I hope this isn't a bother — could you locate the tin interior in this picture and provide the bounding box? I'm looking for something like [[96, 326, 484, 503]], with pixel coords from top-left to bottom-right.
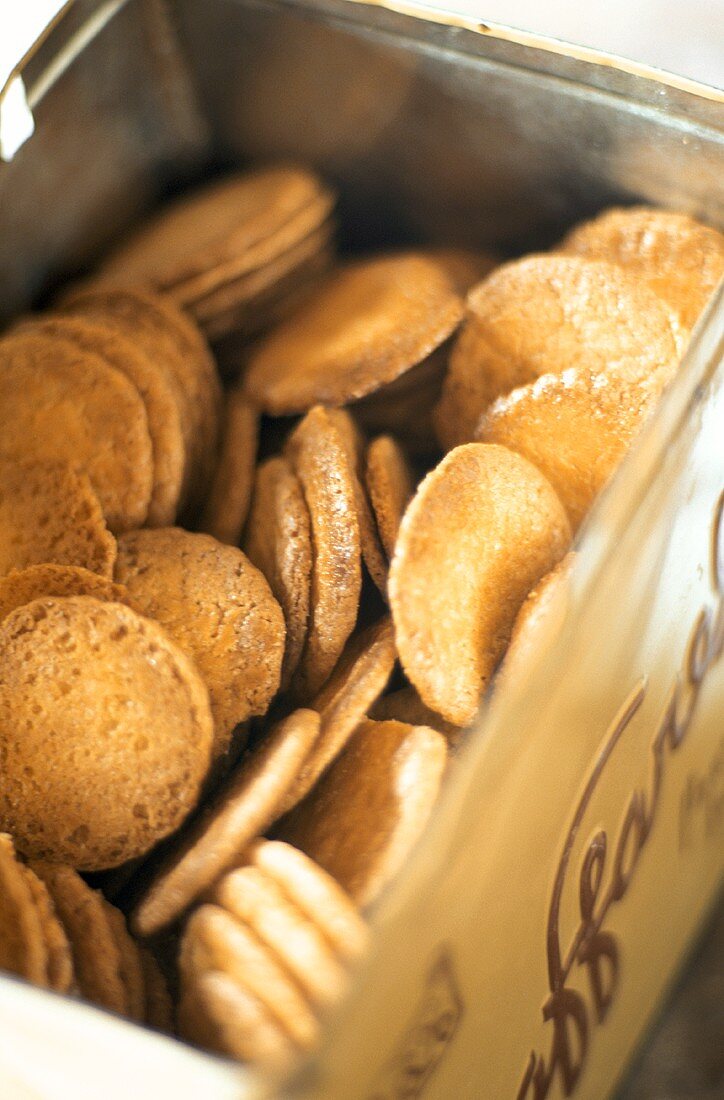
[[0, 2, 722, 1097]]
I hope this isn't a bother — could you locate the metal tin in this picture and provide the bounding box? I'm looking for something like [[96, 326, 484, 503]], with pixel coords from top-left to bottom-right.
[[0, 3, 722, 1098]]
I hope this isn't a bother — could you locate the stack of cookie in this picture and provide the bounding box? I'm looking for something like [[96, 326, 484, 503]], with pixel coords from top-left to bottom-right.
[[0, 834, 170, 1029], [98, 165, 336, 343], [0, 159, 721, 1076]]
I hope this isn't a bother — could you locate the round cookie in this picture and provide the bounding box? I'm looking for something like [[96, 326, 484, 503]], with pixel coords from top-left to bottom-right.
[[213, 866, 348, 1009], [16, 861, 75, 994], [0, 564, 128, 624], [388, 444, 571, 726], [248, 840, 369, 963], [132, 708, 320, 937], [277, 719, 448, 908], [0, 332, 153, 533], [99, 165, 329, 288], [103, 901, 146, 1022], [0, 596, 213, 870], [244, 456, 312, 690], [284, 406, 362, 702], [22, 315, 186, 527], [199, 390, 259, 546], [0, 834, 48, 986], [180, 904, 319, 1049], [434, 255, 686, 449], [30, 863, 128, 1016], [364, 436, 414, 559], [60, 287, 221, 514], [114, 528, 285, 760], [281, 617, 396, 814], [244, 253, 464, 415], [560, 206, 724, 330], [476, 368, 662, 530], [0, 457, 116, 579]]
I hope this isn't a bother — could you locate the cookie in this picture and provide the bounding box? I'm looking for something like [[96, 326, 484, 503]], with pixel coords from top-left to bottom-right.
[[115, 528, 285, 760], [0, 596, 213, 869], [426, 247, 499, 294], [15, 860, 75, 994], [498, 553, 575, 689], [388, 444, 571, 725], [476, 368, 663, 530], [170, 191, 334, 306], [328, 408, 388, 596], [60, 287, 221, 514], [244, 456, 313, 690], [277, 720, 448, 908], [29, 863, 128, 1015], [99, 165, 331, 289], [180, 904, 319, 1048], [178, 968, 297, 1070], [140, 948, 173, 1031], [0, 564, 128, 624], [20, 315, 187, 527], [131, 709, 320, 936], [213, 866, 348, 1008], [198, 390, 259, 545], [369, 686, 463, 746], [560, 206, 724, 329], [285, 406, 362, 701], [244, 253, 464, 415], [281, 617, 397, 813], [364, 436, 414, 559], [0, 332, 153, 533], [103, 901, 146, 1022], [434, 255, 686, 449], [0, 834, 48, 986], [0, 457, 116, 579], [248, 840, 369, 963]]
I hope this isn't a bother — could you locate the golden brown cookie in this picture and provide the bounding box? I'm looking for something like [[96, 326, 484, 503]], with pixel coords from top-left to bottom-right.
[[244, 253, 464, 414], [364, 436, 415, 559], [388, 444, 571, 726], [244, 456, 312, 690], [0, 564, 127, 624], [180, 904, 319, 1049], [140, 948, 173, 1031], [131, 709, 320, 936], [434, 255, 686, 449], [60, 287, 221, 514], [0, 596, 213, 870], [170, 190, 335, 306], [0, 834, 48, 986], [178, 968, 297, 1071], [99, 165, 331, 289], [281, 617, 396, 813], [285, 406, 362, 701], [115, 528, 285, 760], [103, 901, 146, 1022], [426, 247, 499, 295], [277, 720, 448, 908], [213, 866, 348, 1009], [248, 840, 369, 963], [476, 368, 662, 530], [20, 315, 187, 527], [0, 332, 153, 533], [0, 457, 116, 580], [29, 863, 128, 1014], [369, 686, 463, 746], [560, 206, 724, 330], [353, 343, 449, 458], [498, 553, 575, 689], [15, 860, 75, 994], [198, 390, 259, 545], [328, 409, 388, 596]]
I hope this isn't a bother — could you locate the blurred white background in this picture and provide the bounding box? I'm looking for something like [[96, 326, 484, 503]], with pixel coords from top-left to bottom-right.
[[1, 0, 723, 89]]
